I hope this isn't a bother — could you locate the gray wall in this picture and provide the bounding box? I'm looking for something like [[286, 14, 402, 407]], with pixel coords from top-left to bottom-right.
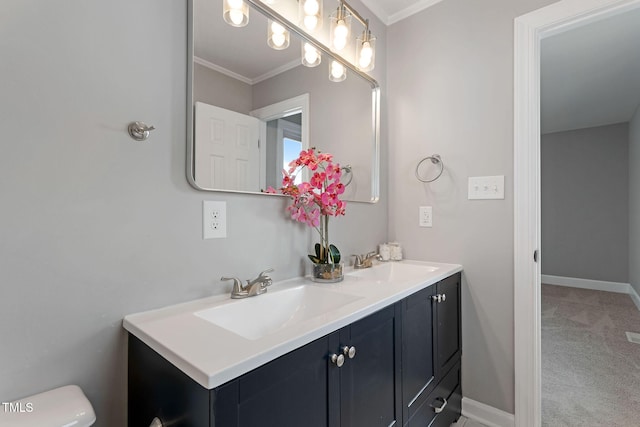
[[630, 106, 640, 294], [541, 123, 629, 283], [0, 1, 387, 426], [387, 0, 559, 414], [193, 62, 253, 114]]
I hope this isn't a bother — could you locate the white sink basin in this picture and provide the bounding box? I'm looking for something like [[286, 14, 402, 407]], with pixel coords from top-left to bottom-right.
[[347, 262, 439, 283], [195, 285, 362, 340]]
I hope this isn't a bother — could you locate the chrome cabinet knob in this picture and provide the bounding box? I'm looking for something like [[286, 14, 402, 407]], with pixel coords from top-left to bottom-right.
[[330, 353, 345, 367], [431, 294, 447, 303], [342, 345, 356, 359]]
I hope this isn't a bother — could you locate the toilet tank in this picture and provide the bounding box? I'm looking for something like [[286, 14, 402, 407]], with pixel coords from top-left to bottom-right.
[[0, 385, 96, 427]]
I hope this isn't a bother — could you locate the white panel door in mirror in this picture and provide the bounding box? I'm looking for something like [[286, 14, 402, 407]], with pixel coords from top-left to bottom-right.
[[195, 102, 260, 192]]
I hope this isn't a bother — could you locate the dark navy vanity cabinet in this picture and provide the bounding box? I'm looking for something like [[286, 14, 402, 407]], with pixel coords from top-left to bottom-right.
[[128, 272, 461, 427], [402, 272, 462, 427]]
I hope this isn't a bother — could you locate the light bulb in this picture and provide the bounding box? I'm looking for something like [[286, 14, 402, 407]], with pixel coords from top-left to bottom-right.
[[229, 9, 244, 25], [358, 53, 372, 69], [331, 61, 345, 79], [303, 15, 318, 30], [360, 41, 372, 58], [271, 21, 285, 34], [333, 35, 347, 51], [228, 0, 243, 9], [335, 19, 348, 39], [271, 33, 286, 47], [303, 0, 320, 15], [304, 44, 319, 64]]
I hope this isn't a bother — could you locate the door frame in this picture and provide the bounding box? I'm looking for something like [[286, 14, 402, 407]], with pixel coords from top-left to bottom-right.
[[513, 0, 640, 425]]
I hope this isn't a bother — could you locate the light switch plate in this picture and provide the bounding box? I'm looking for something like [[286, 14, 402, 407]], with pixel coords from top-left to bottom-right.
[[203, 201, 227, 239], [468, 176, 505, 200]]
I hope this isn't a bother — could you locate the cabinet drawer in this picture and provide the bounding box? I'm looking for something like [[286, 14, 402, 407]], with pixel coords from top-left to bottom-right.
[[405, 362, 460, 427]]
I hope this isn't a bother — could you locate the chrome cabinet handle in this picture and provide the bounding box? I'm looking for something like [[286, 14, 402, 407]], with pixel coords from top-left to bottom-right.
[[431, 397, 448, 414], [330, 353, 345, 367], [441, 293, 446, 302], [342, 345, 356, 359]]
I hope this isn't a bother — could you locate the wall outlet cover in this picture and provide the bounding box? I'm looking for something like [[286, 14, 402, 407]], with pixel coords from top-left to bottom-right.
[[419, 206, 432, 227], [203, 201, 227, 239]]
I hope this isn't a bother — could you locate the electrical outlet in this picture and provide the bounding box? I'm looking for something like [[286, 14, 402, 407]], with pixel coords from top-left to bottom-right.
[[419, 206, 432, 227], [203, 201, 227, 239]]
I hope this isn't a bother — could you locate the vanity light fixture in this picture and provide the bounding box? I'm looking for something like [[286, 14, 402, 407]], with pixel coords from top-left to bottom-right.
[[302, 42, 322, 67], [329, 60, 346, 82], [267, 19, 290, 50], [223, 0, 249, 27], [299, 0, 323, 32], [329, 3, 351, 52], [335, 0, 376, 71], [356, 29, 375, 71]]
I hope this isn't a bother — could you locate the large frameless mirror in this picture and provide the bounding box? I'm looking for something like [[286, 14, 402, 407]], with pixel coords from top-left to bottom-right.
[[187, 0, 380, 202]]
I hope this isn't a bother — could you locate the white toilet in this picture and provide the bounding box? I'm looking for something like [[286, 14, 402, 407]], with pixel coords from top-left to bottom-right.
[[0, 385, 96, 427]]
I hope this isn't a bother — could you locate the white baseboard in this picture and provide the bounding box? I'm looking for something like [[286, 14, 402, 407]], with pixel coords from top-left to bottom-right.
[[541, 274, 630, 294], [462, 397, 514, 427], [542, 275, 640, 312], [630, 285, 640, 311]]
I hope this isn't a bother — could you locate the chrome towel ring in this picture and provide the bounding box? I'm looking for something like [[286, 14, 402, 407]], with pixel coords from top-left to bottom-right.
[[342, 165, 353, 186], [415, 154, 444, 183]]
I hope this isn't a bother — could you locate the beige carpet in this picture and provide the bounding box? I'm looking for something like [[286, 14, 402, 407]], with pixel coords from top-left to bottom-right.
[[541, 284, 640, 426]]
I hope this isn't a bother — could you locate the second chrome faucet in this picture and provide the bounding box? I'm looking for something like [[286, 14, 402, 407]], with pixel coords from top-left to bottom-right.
[[352, 251, 379, 269], [221, 268, 274, 299]]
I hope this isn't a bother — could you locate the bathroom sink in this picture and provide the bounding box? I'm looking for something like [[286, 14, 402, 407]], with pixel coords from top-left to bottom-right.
[[346, 262, 439, 283], [195, 285, 362, 340]]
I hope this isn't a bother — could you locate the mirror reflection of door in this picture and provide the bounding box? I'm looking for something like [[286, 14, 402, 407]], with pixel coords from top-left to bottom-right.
[[195, 102, 261, 191]]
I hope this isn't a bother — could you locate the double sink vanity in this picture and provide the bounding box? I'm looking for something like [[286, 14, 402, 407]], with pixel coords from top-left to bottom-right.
[[124, 261, 463, 427]]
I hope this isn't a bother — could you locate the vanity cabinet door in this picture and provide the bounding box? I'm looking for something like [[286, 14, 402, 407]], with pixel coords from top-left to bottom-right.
[[400, 285, 436, 425], [213, 334, 335, 427], [435, 272, 461, 378], [338, 305, 401, 427]]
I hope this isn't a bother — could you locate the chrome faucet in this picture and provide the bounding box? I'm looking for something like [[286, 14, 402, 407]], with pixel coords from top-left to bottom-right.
[[352, 251, 379, 269], [221, 268, 274, 299]]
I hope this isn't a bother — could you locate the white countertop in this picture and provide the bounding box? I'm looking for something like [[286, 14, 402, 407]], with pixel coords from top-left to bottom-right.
[[123, 260, 462, 389]]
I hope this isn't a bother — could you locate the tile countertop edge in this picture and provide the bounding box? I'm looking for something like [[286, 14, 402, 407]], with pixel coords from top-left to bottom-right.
[[123, 261, 463, 390]]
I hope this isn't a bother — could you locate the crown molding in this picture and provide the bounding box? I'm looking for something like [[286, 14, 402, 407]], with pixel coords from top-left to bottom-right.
[[387, 0, 446, 25], [194, 56, 300, 85]]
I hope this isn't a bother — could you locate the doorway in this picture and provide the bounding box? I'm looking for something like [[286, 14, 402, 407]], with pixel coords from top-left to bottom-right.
[[514, 0, 640, 426]]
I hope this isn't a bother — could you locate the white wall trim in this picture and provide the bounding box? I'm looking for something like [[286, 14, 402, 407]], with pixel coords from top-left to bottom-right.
[[387, 0, 446, 25], [193, 56, 252, 85], [629, 285, 640, 310], [514, 1, 640, 426], [360, 0, 445, 26], [462, 397, 515, 427], [541, 275, 631, 293], [252, 59, 301, 85], [194, 56, 300, 86]]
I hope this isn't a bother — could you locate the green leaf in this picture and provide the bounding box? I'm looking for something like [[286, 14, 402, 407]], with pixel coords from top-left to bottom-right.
[[329, 244, 341, 264], [314, 243, 321, 259], [308, 255, 321, 264]]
